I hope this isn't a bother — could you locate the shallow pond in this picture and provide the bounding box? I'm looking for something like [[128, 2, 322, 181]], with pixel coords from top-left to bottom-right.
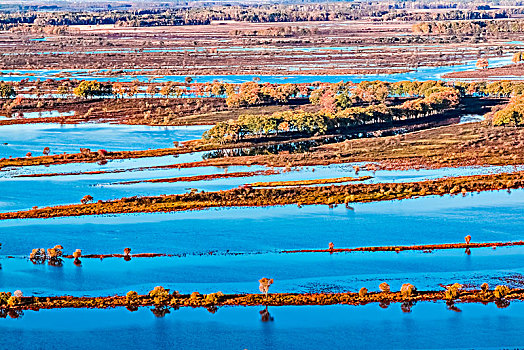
[[458, 114, 485, 124], [0, 303, 523, 349], [0, 123, 211, 158]]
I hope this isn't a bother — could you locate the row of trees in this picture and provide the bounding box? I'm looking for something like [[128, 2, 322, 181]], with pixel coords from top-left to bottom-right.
[[454, 81, 524, 97], [225, 82, 308, 107], [313, 80, 524, 101], [4, 79, 524, 103], [412, 19, 524, 35], [203, 87, 461, 143], [309, 80, 460, 112], [65, 80, 308, 103], [382, 9, 519, 22], [229, 26, 316, 37]]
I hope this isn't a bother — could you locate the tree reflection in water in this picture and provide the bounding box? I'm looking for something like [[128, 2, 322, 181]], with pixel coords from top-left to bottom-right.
[[259, 306, 274, 322], [401, 300, 416, 313], [446, 301, 462, 312], [0, 309, 23, 319], [202, 136, 353, 160], [151, 306, 171, 318]]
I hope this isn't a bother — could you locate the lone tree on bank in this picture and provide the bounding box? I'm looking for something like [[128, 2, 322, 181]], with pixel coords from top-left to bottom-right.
[[512, 52, 524, 65], [81, 195, 93, 204], [259, 278, 274, 299], [476, 58, 489, 70]]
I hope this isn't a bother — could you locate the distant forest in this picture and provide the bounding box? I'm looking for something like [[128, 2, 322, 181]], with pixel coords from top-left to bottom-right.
[[0, 1, 524, 29]]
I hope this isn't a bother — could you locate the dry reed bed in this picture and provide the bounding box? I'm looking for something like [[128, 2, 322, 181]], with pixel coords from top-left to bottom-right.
[[113, 170, 281, 185], [0, 147, 195, 169], [2, 289, 524, 312], [249, 176, 372, 187]]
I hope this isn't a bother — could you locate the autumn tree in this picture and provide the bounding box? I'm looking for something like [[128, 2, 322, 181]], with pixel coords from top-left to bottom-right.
[[0, 83, 16, 99], [211, 81, 226, 97], [476, 58, 489, 70], [492, 96, 524, 126], [81, 195, 93, 204], [259, 278, 273, 298], [512, 51, 524, 65], [73, 249, 82, 264], [146, 85, 159, 98], [73, 81, 113, 99], [57, 81, 72, 98], [112, 82, 127, 99]]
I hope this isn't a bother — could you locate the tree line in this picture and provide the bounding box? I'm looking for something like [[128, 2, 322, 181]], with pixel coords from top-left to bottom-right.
[[4, 79, 524, 103], [412, 19, 524, 35], [1, 2, 524, 29], [203, 87, 461, 143]]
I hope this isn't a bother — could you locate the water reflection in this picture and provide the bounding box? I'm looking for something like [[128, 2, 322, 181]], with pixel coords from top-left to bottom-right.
[[378, 300, 390, 309], [151, 306, 171, 318], [207, 306, 219, 314], [1, 303, 523, 348], [202, 139, 338, 159], [259, 306, 274, 322], [126, 305, 139, 312], [495, 299, 510, 309], [202, 135, 376, 160], [401, 300, 416, 313], [446, 301, 462, 312], [1, 309, 23, 319], [47, 258, 63, 267]]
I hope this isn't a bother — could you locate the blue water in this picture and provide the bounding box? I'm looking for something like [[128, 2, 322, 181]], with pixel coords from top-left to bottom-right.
[[0, 162, 521, 212], [0, 40, 521, 348], [0, 303, 523, 349], [0, 189, 523, 255], [0, 246, 522, 296], [0, 123, 211, 158]]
